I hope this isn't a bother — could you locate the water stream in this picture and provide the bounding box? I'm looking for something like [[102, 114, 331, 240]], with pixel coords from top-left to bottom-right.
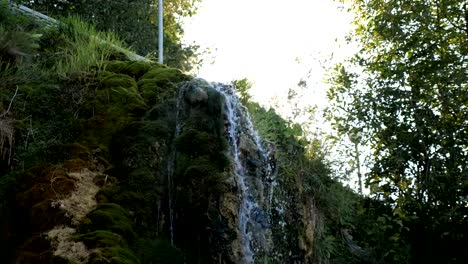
[[213, 83, 275, 263], [166, 85, 185, 246]]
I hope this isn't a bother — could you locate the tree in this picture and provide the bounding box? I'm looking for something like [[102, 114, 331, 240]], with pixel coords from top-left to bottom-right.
[[18, 0, 201, 71], [232, 78, 252, 104], [328, 0, 467, 262]]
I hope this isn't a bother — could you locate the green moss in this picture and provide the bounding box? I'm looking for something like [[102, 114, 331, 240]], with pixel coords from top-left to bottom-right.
[[182, 163, 226, 194], [140, 67, 191, 85], [175, 129, 211, 156], [105, 61, 128, 74], [100, 73, 137, 91], [175, 129, 228, 169], [75, 230, 126, 248], [95, 86, 145, 109], [180, 87, 225, 138], [134, 238, 184, 264], [96, 185, 157, 236], [136, 78, 158, 88], [124, 61, 153, 78], [136, 67, 189, 105], [136, 79, 176, 105], [81, 203, 136, 241], [105, 61, 154, 79], [206, 87, 225, 116], [97, 70, 114, 79], [80, 74, 148, 147], [93, 72, 146, 114], [110, 121, 170, 170], [89, 246, 140, 264], [182, 162, 226, 194]]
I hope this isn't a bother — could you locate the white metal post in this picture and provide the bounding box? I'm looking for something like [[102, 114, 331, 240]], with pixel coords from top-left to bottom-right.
[[158, 0, 163, 64]]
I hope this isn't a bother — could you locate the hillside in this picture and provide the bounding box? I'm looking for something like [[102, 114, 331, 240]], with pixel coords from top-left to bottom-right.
[[4, 2, 465, 264], [0, 4, 363, 263]]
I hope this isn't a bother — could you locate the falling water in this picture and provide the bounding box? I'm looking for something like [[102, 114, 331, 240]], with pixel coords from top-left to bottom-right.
[[213, 83, 275, 263], [166, 85, 185, 246]]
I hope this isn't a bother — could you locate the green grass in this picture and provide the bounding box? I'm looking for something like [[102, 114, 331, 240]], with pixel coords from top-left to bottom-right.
[[53, 16, 124, 77]]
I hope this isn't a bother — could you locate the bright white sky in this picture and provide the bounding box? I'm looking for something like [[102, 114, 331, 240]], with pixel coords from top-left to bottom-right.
[[182, 0, 355, 109], [182, 1, 367, 192]]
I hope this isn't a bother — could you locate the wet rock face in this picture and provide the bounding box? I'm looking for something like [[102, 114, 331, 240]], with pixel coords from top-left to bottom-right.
[[212, 83, 278, 263], [186, 85, 209, 105], [170, 80, 236, 263]]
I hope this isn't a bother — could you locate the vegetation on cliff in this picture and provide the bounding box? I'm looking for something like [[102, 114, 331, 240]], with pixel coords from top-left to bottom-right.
[[1, 0, 466, 263], [0, 4, 351, 263], [0, 4, 190, 262], [15, 0, 203, 71]]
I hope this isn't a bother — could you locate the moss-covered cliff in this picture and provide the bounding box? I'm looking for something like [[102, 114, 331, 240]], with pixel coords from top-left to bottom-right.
[[1, 4, 364, 264]]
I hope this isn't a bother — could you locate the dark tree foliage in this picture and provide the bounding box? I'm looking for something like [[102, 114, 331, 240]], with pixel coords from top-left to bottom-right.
[[17, 0, 201, 71], [329, 0, 467, 263]]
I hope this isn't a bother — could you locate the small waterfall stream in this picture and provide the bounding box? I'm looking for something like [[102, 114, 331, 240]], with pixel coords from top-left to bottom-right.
[[167, 80, 279, 262], [213, 83, 276, 263], [166, 86, 185, 246]]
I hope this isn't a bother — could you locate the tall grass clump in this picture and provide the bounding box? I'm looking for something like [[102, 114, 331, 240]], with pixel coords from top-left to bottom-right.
[[54, 16, 124, 77]]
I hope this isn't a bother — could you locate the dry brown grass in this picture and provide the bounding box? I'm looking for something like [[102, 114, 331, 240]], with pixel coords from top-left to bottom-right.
[[0, 116, 14, 164], [0, 86, 18, 165]]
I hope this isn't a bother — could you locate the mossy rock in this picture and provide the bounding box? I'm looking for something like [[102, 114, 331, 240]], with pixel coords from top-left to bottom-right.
[[80, 76, 148, 147], [183, 84, 209, 105], [182, 162, 219, 179], [79, 114, 134, 149], [182, 163, 226, 194], [105, 61, 128, 74], [183, 109, 224, 136], [205, 88, 225, 116], [136, 78, 177, 105], [106, 61, 155, 79], [95, 185, 157, 235], [124, 61, 153, 79], [100, 73, 138, 91], [140, 67, 191, 85], [176, 129, 222, 157], [143, 98, 178, 127], [75, 230, 126, 249], [81, 203, 136, 241], [134, 238, 184, 264], [93, 72, 146, 113], [97, 70, 114, 79], [89, 246, 140, 264], [126, 168, 157, 188], [110, 121, 170, 170], [95, 86, 145, 110]]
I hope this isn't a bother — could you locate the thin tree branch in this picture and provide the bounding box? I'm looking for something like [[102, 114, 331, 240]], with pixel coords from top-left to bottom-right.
[[0, 85, 19, 118]]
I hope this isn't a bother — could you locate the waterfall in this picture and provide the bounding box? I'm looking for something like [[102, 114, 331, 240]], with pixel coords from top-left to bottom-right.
[[212, 83, 275, 263], [166, 86, 185, 246]]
